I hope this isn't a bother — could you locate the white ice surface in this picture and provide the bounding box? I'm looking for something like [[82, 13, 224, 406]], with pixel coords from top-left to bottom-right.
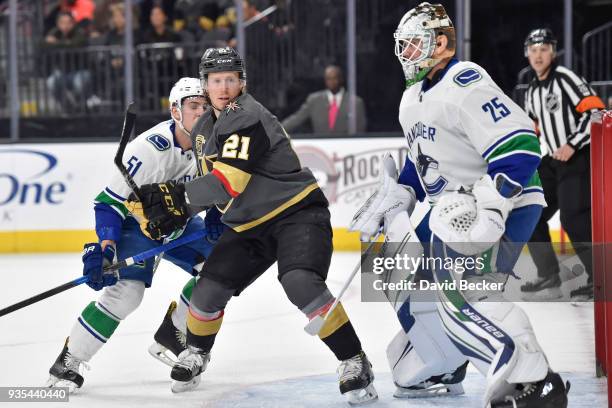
[[0, 252, 606, 407]]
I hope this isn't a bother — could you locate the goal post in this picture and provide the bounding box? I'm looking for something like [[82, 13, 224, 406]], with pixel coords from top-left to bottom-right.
[[591, 110, 612, 407]]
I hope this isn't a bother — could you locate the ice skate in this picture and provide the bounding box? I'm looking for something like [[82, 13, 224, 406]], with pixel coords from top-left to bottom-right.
[[570, 283, 593, 303], [148, 301, 187, 367], [490, 371, 570, 408], [337, 351, 378, 405], [558, 262, 584, 283], [520, 275, 562, 300], [394, 361, 468, 398], [46, 337, 89, 393], [170, 347, 210, 393]]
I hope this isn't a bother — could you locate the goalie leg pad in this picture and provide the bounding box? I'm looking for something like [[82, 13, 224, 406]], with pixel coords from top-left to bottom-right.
[[69, 280, 145, 361], [388, 299, 466, 390], [435, 285, 549, 405]]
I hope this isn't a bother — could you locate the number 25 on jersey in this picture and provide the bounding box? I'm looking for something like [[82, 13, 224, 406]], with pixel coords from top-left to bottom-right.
[[482, 97, 510, 123]]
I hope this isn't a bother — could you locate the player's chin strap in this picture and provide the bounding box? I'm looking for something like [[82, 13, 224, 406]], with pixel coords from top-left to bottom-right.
[[175, 109, 191, 137]]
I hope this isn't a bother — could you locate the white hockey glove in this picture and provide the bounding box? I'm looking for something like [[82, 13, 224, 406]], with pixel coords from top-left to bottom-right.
[[429, 174, 521, 255], [349, 153, 416, 241]]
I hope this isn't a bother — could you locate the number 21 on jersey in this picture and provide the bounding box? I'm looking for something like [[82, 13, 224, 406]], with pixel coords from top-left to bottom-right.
[[222, 134, 250, 160]]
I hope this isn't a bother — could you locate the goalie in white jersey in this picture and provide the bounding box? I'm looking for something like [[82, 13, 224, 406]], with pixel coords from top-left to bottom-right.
[[46, 78, 224, 392], [351, 3, 569, 408]]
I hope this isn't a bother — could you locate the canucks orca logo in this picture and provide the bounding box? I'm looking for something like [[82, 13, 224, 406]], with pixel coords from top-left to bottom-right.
[[416, 144, 447, 195]]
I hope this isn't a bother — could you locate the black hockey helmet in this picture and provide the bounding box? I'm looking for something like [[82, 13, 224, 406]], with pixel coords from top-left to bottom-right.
[[199, 47, 246, 81], [524, 28, 557, 56]]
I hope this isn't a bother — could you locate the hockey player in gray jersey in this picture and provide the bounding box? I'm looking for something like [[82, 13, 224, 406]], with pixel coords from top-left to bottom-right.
[[126, 47, 377, 404], [351, 3, 569, 407], [46, 78, 224, 392]]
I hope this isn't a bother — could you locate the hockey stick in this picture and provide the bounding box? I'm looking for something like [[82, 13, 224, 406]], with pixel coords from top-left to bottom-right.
[[114, 102, 138, 192], [0, 229, 206, 318], [304, 231, 382, 336], [114, 101, 140, 198]]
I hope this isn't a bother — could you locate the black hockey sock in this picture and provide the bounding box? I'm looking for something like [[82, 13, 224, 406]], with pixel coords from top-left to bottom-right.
[[317, 303, 362, 360]]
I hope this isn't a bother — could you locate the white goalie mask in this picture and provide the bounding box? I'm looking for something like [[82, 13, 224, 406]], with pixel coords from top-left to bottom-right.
[[394, 2, 454, 86], [169, 77, 205, 135]]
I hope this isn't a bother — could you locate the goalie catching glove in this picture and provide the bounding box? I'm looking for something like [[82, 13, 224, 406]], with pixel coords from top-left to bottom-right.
[[429, 173, 522, 255], [350, 153, 416, 241], [125, 181, 190, 241]]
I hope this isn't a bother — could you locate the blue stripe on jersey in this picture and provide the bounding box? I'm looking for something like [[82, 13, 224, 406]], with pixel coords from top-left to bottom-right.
[[523, 186, 544, 194], [487, 153, 541, 188], [105, 187, 126, 202], [95, 202, 124, 242], [398, 160, 426, 202], [439, 307, 495, 362], [482, 129, 537, 159]]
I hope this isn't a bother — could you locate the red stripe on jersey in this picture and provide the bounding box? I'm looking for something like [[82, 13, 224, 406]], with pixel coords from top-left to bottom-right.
[[212, 169, 240, 198]]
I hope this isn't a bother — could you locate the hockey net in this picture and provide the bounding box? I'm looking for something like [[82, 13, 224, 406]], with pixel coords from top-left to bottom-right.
[[592, 110, 612, 407]]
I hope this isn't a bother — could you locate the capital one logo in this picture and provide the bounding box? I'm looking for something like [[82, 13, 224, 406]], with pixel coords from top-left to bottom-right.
[[0, 149, 67, 206]]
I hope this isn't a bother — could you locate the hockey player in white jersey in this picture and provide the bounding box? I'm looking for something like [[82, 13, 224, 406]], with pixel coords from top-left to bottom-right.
[[46, 78, 224, 392], [351, 3, 569, 407]]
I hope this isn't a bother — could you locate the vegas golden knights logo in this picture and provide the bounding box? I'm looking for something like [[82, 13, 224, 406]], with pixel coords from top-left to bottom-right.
[[195, 134, 206, 176], [195, 134, 205, 157]]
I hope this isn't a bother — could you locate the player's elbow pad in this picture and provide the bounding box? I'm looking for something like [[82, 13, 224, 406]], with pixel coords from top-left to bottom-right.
[[185, 176, 233, 208]]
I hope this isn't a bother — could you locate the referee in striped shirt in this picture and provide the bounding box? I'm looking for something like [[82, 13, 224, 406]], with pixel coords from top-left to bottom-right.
[[521, 28, 605, 301]]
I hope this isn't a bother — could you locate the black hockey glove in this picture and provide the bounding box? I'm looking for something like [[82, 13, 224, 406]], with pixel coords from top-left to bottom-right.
[[126, 181, 189, 240]]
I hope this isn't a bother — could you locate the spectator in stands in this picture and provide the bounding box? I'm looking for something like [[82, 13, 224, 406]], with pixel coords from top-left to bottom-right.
[[44, 0, 96, 34], [63, 0, 95, 29], [138, 0, 174, 34], [101, 3, 134, 67], [282, 65, 366, 134], [43, 11, 91, 113], [86, 2, 137, 109], [140, 5, 180, 44], [139, 6, 182, 110], [89, 0, 123, 41]]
